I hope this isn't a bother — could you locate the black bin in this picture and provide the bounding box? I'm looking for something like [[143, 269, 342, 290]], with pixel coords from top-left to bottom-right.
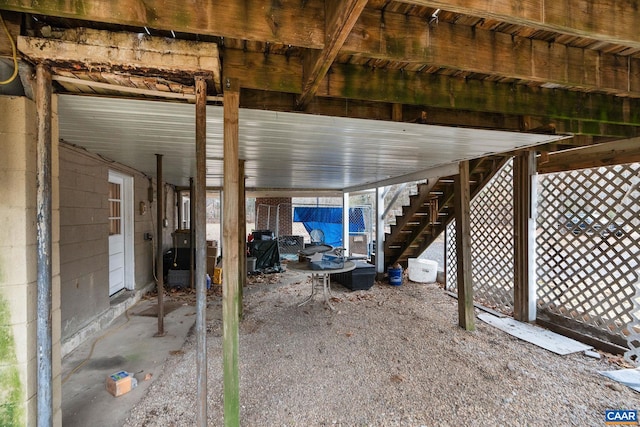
[[331, 260, 375, 290]]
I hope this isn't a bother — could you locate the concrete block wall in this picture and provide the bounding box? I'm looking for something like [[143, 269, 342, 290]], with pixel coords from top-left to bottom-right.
[[133, 176, 175, 286], [0, 95, 62, 426], [58, 144, 110, 342], [255, 197, 292, 236], [59, 142, 176, 350]]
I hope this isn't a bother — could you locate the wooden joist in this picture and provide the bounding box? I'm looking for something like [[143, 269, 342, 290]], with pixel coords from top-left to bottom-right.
[[297, 0, 367, 109], [225, 50, 640, 127], [0, 0, 325, 48], [4, 0, 640, 52], [400, 0, 640, 49], [238, 89, 640, 138], [347, 9, 640, 96], [538, 137, 640, 174]]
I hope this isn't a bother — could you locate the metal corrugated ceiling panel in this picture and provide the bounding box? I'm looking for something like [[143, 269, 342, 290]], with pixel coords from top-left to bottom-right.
[[58, 95, 562, 190]]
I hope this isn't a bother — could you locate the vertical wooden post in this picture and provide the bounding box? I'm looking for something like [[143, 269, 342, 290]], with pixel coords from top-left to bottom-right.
[[375, 187, 385, 276], [194, 76, 208, 427], [223, 77, 241, 427], [513, 152, 537, 322], [342, 192, 350, 255], [190, 177, 195, 289], [36, 62, 53, 427], [454, 161, 475, 331], [391, 103, 402, 122], [155, 154, 165, 337], [238, 159, 246, 320], [177, 189, 183, 229]]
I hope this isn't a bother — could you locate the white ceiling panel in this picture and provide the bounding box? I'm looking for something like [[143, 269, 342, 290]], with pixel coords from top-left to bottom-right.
[[57, 94, 565, 190]]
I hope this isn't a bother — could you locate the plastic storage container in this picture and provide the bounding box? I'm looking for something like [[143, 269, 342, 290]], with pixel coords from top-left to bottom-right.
[[247, 257, 257, 273], [167, 269, 190, 288], [388, 265, 403, 286], [331, 261, 375, 290], [408, 258, 438, 283]]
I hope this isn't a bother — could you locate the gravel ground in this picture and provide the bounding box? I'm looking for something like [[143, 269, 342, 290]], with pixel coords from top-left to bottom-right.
[[125, 270, 638, 427]]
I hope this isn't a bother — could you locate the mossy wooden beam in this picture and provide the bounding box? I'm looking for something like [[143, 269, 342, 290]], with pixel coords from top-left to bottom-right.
[[297, 0, 368, 109], [346, 9, 640, 97], [238, 88, 640, 138], [400, 0, 640, 49], [0, 0, 325, 48], [222, 77, 240, 427], [225, 50, 640, 127], [320, 63, 640, 126]]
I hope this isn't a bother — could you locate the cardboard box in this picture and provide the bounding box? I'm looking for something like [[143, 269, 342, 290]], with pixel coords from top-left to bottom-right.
[[106, 371, 134, 397], [206, 246, 218, 259], [213, 267, 223, 285]]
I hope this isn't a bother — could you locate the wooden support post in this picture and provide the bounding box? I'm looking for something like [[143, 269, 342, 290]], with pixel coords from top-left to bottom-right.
[[223, 77, 241, 427], [454, 161, 475, 331], [194, 76, 208, 427], [155, 154, 165, 337], [342, 192, 350, 255], [36, 62, 53, 427], [513, 152, 537, 322], [391, 103, 403, 122], [190, 177, 195, 289], [375, 187, 385, 276], [238, 159, 246, 320]]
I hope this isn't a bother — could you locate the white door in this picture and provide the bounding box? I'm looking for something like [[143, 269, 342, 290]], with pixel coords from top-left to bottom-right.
[[108, 174, 125, 295]]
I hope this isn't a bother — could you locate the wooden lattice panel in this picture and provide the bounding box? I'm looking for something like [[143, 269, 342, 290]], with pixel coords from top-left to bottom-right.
[[627, 284, 640, 364], [446, 160, 515, 314], [536, 163, 640, 363]]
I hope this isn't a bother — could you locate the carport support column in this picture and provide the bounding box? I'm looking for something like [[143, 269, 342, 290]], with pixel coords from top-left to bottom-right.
[[223, 78, 241, 426], [155, 154, 165, 336], [36, 62, 53, 427], [343, 192, 350, 255], [238, 160, 246, 319], [194, 76, 208, 426], [375, 187, 385, 275], [513, 152, 537, 322], [454, 161, 475, 331]]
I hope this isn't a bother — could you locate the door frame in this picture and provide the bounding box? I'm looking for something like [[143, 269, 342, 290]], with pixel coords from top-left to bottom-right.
[[108, 169, 135, 291]]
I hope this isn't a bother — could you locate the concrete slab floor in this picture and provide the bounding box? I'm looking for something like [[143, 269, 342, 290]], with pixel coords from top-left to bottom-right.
[[61, 297, 197, 427]]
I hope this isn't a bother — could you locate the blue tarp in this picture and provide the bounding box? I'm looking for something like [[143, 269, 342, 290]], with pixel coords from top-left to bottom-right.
[[293, 207, 365, 247]]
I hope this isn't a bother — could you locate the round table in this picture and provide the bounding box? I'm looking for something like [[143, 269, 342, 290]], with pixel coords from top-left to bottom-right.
[[287, 261, 356, 310]]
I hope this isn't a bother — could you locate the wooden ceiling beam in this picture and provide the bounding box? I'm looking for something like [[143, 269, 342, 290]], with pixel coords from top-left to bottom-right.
[[538, 137, 640, 174], [224, 49, 640, 128], [297, 0, 367, 110], [0, 0, 325, 48], [238, 88, 640, 138], [4, 1, 640, 97], [398, 0, 640, 49], [18, 28, 222, 90], [346, 9, 640, 97]]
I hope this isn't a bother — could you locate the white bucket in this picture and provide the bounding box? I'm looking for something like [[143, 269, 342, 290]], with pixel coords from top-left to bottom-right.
[[408, 258, 438, 283]]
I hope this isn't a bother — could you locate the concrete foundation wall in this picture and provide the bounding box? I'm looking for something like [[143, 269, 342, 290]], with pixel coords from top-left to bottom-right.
[[0, 95, 62, 426]]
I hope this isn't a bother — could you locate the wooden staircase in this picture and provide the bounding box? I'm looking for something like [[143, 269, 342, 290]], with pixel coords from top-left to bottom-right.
[[384, 155, 510, 268]]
